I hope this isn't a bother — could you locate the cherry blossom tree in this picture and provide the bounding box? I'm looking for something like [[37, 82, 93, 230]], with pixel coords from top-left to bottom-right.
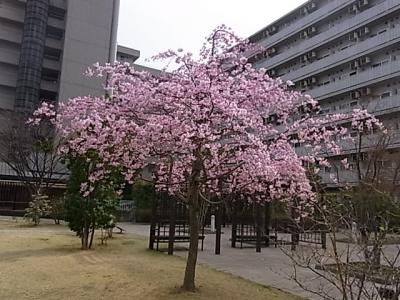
[[31, 26, 382, 291]]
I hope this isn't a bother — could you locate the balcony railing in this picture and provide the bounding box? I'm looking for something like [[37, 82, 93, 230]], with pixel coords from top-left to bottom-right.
[[42, 59, 62, 71], [40, 80, 59, 93], [0, 25, 22, 44], [256, 0, 353, 50], [45, 37, 63, 50], [0, 49, 19, 66], [319, 94, 400, 118], [295, 130, 400, 160], [47, 18, 65, 30], [0, 6, 24, 24], [282, 27, 400, 82], [320, 171, 358, 185], [308, 60, 400, 100]]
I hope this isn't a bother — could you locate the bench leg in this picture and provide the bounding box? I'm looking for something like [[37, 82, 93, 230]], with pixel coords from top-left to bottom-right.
[[201, 238, 204, 251]]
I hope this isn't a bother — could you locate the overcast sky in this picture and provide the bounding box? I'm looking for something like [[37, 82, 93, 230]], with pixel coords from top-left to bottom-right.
[[117, 0, 306, 69]]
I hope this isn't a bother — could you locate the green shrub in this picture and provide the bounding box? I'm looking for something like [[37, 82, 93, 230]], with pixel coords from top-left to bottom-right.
[[24, 194, 51, 226], [64, 156, 120, 249]]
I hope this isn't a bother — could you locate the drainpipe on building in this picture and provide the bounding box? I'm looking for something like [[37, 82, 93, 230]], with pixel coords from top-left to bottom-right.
[[106, 0, 120, 98]]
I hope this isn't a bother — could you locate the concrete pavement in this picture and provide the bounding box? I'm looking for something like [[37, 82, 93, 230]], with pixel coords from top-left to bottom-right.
[[120, 223, 337, 299]]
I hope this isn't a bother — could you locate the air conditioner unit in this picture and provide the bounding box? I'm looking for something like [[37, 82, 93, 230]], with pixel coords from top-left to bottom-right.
[[351, 60, 360, 69], [351, 91, 361, 99], [360, 26, 370, 36], [269, 26, 277, 34], [269, 69, 276, 76], [269, 47, 276, 54], [360, 87, 372, 96], [349, 4, 358, 14], [307, 26, 317, 36], [310, 51, 317, 58], [302, 80, 309, 87], [360, 56, 371, 65], [349, 32, 358, 41], [300, 31, 308, 38], [358, 0, 369, 8], [309, 2, 317, 10], [301, 55, 308, 63], [311, 76, 317, 84]]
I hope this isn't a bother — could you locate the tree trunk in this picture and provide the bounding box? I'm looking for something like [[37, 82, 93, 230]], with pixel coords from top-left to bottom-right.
[[89, 224, 95, 249], [81, 222, 90, 250], [182, 192, 200, 291]]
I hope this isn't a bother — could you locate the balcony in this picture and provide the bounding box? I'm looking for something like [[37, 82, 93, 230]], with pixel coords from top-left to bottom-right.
[[47, 18, 65, 30], [308, 60, 400, 100], [0, 71, 17, 88], [256, 0, 353, 50], [40, 80, 59, 93], [296, 130, 400, 160], [321, 95, 400, 118], [0, 48, 19, 66], [0, 24, 22, 44], [367, 95, 400, 116], [282, 27, 400, 82], [45, 37, 63, 50], [255, 0, 400, 70], [42, 59, 61, 71], [49, 0, 67, 9], [0, 5, 24, 24], [320, 171, 358, 185]]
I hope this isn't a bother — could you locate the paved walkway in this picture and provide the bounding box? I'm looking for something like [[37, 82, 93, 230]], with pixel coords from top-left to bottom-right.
[[120, 223, 333, 299]]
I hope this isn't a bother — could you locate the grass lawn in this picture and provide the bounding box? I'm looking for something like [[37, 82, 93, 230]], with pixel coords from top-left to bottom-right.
[[0, 220, 300, 300]]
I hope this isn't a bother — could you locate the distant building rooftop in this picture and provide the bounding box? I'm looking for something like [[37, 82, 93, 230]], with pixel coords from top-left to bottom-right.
[[117, 45, 140, 63], [116, 45, 160, 75]]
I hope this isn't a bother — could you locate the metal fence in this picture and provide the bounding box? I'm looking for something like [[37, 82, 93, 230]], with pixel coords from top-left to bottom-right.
[[0, 181, 31, 212], [117, 200, 135, 222]]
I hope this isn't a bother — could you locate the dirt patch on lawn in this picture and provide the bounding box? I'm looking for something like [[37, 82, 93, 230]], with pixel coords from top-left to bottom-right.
[[0, 220, 300, 300]]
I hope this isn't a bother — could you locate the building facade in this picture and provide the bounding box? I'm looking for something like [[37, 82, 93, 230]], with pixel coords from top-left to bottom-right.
[[0, 0, 120, 114], [249, 0, 400, 185], [0, 0, 123, 213]]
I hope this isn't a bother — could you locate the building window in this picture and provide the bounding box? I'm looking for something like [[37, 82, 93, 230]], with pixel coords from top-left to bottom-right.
[[44, 47, 61, 61], [381, 92, 391, 99], [41, 68, 59, 82], [46, 26, 64, 40], [48, 6, 66, 20]]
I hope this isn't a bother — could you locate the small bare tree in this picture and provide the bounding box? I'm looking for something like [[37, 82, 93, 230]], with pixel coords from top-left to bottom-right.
[[0, 111, 66, 205], [281, 129, 400, 300]]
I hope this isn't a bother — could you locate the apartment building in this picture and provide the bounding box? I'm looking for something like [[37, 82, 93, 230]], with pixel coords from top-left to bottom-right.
[[248, 0, 400, 185], [0, 0, 120, 115], [0, 0, 123, 208]]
